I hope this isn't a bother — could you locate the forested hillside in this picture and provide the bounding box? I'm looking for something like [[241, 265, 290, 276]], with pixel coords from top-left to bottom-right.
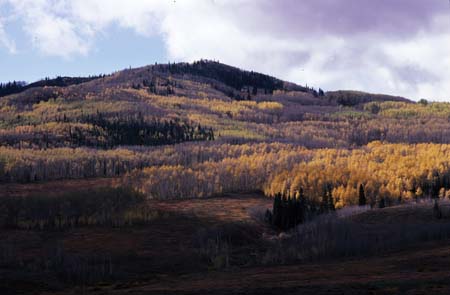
[[1, 60, 450, 207], [4, 60, 450, 294]]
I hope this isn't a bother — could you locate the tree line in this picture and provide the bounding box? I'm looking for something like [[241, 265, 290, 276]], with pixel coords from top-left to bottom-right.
[[155, 60, 286, 96], [0, 75, 105, 97], [0, 142, 301, 183], [0, 81, 27, 97], [5, 141, 450, 207]]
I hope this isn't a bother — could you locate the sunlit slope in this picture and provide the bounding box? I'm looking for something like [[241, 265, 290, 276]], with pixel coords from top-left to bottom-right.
[[2, 60, 429, 147]]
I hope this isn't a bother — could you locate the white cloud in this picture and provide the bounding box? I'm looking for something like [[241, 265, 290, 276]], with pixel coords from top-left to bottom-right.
[[1, 0, 449, 100], [5, 0, 91, 58]]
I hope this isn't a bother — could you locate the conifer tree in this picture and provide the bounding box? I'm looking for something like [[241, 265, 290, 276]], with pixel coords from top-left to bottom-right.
[[252, 86, 257, 96], [358, 184, 366, 206], [272, 193, 282, 228]]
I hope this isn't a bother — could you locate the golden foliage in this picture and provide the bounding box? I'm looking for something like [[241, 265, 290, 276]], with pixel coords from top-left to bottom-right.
[[128, 142, 450, 205]]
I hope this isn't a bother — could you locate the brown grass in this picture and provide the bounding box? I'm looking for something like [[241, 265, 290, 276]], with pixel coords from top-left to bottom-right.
[[3, 180, 450, 295], [43, 242, 450, 295], [351, 201, 450, 224]]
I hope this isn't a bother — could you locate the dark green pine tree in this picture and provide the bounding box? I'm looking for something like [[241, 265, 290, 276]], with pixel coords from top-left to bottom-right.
[[252, 86, 257, 95], [272, 193, 282, 228], [297, 188, 305, 223], [280, 194, 288, 230], [287, 195, 294, 229], [358, 184, 366, 206]]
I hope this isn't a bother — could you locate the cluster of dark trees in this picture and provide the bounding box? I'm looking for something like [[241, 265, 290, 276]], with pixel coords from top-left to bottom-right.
[[266, 184, 385, 231], [5, 112, 215, 149], [266, 188, 335, 230], [326, 91, 409, 107], [79, 112, 214, 147], [155, 60, 285, 95], [31, 76, 103, 88], [0, 75, 104, 97], [157, 60, 328, 99], [0, 81, 27, 97], [311, 87, 325, 98], [138, 77, 175, 96]]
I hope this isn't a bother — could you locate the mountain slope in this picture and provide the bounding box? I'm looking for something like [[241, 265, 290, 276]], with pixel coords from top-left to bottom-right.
[[1, 60, 448, 150]]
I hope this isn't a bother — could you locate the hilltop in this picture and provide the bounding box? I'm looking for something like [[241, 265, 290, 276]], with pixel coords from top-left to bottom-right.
[[1, 60, 411, 103], [1, 60, 446, 150]]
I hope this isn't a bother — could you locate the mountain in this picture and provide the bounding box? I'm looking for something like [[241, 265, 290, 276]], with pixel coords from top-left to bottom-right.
[[0, 59, 446, 150], [0, 76, 101, 97], [3, 61, 450, 295], [1, 60, 409, 103]]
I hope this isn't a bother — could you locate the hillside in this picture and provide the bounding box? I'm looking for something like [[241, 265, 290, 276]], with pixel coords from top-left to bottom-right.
[[2, 61, 450, 294], [2, 61, 450, 201], [2, 60, 447, 150]]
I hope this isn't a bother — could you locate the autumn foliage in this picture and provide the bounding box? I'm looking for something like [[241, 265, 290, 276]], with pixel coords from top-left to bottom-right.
[[2, 61, 450, 210]]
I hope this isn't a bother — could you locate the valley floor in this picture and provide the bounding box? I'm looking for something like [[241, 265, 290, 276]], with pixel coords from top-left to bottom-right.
[[57, 242, 450, 295], [1, 179, 450, 294]]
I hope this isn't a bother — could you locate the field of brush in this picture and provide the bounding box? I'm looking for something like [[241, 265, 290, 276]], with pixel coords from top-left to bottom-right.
[[2, 181, 450, 294]]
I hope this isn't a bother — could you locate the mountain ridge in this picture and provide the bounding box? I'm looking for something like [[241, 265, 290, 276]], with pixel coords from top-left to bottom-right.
[[1, 60, 411, 106]]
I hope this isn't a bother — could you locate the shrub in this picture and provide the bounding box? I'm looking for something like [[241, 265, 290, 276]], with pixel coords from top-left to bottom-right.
[[0, 187, 158, 230]]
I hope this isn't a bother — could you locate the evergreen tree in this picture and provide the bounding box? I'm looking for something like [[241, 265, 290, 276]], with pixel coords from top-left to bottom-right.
[[358, 184, 366, 206], [252, 86, 257, 96], [298, 188, 306, 222], [270, 188, 326, 230], [272, 193, 282, 228]]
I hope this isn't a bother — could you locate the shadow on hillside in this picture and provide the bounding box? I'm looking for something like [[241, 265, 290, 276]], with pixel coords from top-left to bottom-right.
[[2, 194, 450, 294]]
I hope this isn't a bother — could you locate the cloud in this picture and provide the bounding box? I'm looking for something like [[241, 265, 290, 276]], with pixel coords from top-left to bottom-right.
[[2, 0, 170, 57], [4, 0, 91, 58], [0, 19, 16, 53], [256, 0, 448, 39], [1, 0, 450, 100], [157, 0, 450, 101]]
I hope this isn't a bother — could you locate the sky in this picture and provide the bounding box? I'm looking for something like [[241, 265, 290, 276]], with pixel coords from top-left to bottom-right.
[[0, 0, 449, 101]]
